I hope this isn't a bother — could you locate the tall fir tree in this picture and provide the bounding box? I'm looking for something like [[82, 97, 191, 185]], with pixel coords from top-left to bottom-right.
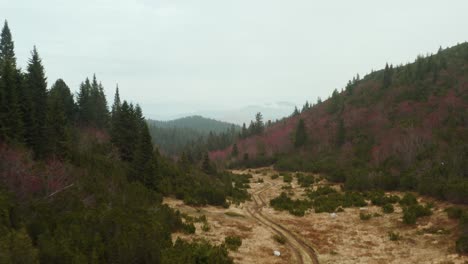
[[0, 20, 23, 141], [293, 119, 307, 148], [231, 143, 239, 157], [49, 79, 75, 121], [25, 46, 48, 157], [132, 122, 155, 187]]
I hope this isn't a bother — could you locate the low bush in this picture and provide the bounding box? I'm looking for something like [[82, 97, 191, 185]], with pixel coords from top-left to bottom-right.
[[271, 174, 279, 180], [201, 223, 210, 232], [273, 234, 287, 244], [183, 223, 196, 234], [360, 212, 372, 220], [399, 193, 418, 206], [297, 173, 314, 187], [382, 203, 394, 214], [402, 203, 431, 225], [283, 174, 293, 183], [224, 236, 242, 251], [388, 231, 401, 241], [445, 207, 463, 219]]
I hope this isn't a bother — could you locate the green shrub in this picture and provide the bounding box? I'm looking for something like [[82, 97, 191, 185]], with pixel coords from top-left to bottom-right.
[[388, 231, 401, 241], [224, 236, 242, 251], [402, 203, 432, 225], [283, 174, 293, 183], [297, 174, 314, 187], [359, 212, 372, 221], [382, 204, 394, 214], [273, 234, 287, 244], [456, 235, 468, 254], [399, 193, 418, 206], [445, 207, 463, 219], [367, 191, 400, 206], [201, 223, 210, 232], [183, 223, 196, 234], [271, 174, 279, 180]]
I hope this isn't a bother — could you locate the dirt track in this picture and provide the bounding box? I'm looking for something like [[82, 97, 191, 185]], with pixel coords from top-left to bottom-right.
[[165, 168, 468, 264], [244, 175, 319, 264]]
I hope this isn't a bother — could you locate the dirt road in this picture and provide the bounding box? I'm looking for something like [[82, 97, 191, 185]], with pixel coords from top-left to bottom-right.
[[236, 170, 320, 264]]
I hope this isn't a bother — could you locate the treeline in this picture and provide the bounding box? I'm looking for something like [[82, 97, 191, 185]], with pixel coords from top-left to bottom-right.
[[148, 122, 238, 158], [0, 20, 238, 263]]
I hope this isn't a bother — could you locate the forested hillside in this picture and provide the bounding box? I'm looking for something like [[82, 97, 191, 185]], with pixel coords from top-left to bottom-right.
[[148, 116, 239, 157], [211, 43, 468, 204], [0, 21, 244, 263]]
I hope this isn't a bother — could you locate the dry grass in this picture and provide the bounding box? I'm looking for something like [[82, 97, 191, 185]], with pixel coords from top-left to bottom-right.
[[164, 167, 468, 264]]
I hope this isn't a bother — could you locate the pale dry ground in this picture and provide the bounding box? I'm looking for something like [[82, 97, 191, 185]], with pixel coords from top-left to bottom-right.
[[164, 198, 293, 264], [164, 167, 468, 264]]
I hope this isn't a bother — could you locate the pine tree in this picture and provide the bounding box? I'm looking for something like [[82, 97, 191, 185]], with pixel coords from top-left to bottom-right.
[[202, 153, 213, 174], [241, 123, 247, 138], [231, 143, 238, 157], [77, 78, 91, 124], [0, 21, 16, 67], [382, 63, 393, 88], [254, 112, 264, 134], [25, 46, 48, 157], [292, 106, 300, 116], [336, 118, 346, 147], [111, 85, 121, 116], [0, 21, 23, 141], [46, 90, 68, 157], [132, 122, 155, 187], [49, 79, 75, 121], [293, 119, 307, 148]]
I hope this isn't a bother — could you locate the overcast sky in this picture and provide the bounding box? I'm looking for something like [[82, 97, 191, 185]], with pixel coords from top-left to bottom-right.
[[2, 0, 468, 122]]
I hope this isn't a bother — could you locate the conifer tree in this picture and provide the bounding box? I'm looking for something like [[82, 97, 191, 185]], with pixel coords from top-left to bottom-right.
[[132, 122, 155, 187], [25, 46, 48, 157], [241, 123, 247, 138], [254, 112, 264, 134], [46, 90, 68, 157], [77, 78, 91, 124], [49, 79, 75, 121], [293, 119, 307, 148], [292, 106, 300, 116], [0, 21, 23, 142], [111, 85, 121, 116], [231, 143, 238, 157], [336, 118, 346, 147]]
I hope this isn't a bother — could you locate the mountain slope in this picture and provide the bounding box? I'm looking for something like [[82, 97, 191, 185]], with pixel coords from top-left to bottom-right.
[[148, 116, 239, 156], [211, 43, 468, 204], [149, 115, 239, 134]]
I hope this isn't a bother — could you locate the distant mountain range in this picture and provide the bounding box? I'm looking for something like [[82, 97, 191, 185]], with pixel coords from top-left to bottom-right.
[[144, 102, 298, 125]]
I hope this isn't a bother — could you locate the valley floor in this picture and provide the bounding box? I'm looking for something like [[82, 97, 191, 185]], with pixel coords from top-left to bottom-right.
[[164, 167, 468, 264]]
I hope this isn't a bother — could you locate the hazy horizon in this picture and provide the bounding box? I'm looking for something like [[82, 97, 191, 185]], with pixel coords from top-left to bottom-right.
[[3, 0, 468, 123]]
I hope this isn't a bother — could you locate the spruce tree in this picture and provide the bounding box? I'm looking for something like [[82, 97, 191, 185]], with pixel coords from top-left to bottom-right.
[[231, 143, 239, 157], [0, 21, 16, 67], [293, 119, 307, 148], [0, 21, 23, 141], [292, 106, 300, 116], [77, 78, 91, 124], [46, 90, 68, 157], [49, 79, 75, 121], [336, 118, 346, 147], [254, 112, 264, 134], [111, 85, 121, 116], [132, 122, 155, 187], [25, 46, 48, 157]]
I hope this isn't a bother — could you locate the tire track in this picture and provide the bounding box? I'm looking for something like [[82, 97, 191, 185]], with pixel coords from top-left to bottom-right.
[[238, 171, 319, 264]]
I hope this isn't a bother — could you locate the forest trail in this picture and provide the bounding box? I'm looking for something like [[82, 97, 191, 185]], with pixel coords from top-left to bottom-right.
[[233, 169, 319, 264]]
